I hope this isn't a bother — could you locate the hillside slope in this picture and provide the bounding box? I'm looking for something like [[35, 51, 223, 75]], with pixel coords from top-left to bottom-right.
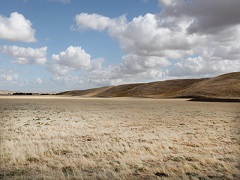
[[125, 79, 206, 98], [177, 72, 240, 98], [57, 86, 111, 97], [58, 72, 240, 99]]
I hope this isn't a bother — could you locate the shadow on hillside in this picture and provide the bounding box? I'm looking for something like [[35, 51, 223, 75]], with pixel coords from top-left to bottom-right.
[[187, 96, 240, 103]]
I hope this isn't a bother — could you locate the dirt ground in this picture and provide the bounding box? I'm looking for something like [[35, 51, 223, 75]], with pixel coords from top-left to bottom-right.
[[0, 96, 239, 179]]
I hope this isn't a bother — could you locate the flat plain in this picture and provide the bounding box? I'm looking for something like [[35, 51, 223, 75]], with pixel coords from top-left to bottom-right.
[[0, 96, 239, 179]]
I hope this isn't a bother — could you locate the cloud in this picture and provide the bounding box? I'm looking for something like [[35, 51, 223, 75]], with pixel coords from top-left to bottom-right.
[[51, 74, 85, 88], [158, 0, 178, 6], [168, 56, 240, 77], [52, 46, 91, 68], [119, 54, 170, 75], [0, 45, 47, 65], [50, 46, 91, 76], [75, 13, 113, 31], [74, 13, 127, 32], [49, 46, 104, 76], [49, 63, 70, 76], [74, 13, 203, 59], [114, 14, 203, 58], [0, 12, 36, 42], [73, 12, 202, 84], [0, 69, 31, 89], [49, 46, 169, 88], [57, 1, 240, 89], [157, 0, 240, 64], [36, 77, 43, 85], [86, 54, 170, 87], [0, 69, 19, 88], [89, 58, 105, 71], [73, 0, 240, 85], [158, 0, 240, 35], [0, 69, 18, 82]]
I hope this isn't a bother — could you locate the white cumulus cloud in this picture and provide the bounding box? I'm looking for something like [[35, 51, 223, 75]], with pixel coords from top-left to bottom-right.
[[168, 56, 240, 78], [49, 46, 104, 76], [51, 46, 91, 69], [0, 12, 37, 42], [75, 13, 113, 31], [86, 54, 169, 87], [74, 12, 203, 59], [0, 45, 47, 65], [73, 0, 240, 80], [119, 54, 170, 75]]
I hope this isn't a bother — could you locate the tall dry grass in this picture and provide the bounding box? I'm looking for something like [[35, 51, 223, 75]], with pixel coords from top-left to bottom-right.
[[0, 96, 239, 179]]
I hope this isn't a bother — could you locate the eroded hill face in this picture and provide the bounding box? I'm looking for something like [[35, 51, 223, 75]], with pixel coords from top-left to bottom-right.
[[58, 72, 240, 99]]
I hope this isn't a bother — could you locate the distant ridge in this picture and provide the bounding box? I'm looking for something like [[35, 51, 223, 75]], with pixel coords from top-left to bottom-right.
[[58, 72, 240, 100]]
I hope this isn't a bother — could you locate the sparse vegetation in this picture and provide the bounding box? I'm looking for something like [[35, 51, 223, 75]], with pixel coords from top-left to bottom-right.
[[0, 96, 239, 179]]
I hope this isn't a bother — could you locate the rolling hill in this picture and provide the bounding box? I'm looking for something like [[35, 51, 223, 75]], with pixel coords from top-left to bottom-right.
[[58, 72, 240, 100]]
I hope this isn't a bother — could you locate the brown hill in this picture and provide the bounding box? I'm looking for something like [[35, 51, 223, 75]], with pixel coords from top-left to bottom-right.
[[57, 86, 111, 97], [176, 72, 240, 98], [96, 83, 144, 97], [58, 72, 240, 99], [124, 79, 206, 98]]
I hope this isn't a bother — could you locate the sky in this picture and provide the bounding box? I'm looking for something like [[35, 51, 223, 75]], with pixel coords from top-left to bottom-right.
[[0, 0, 240, 92]]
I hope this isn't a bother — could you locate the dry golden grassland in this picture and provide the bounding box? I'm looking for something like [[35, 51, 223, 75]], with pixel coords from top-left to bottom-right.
[[0, 96, 239, 179]]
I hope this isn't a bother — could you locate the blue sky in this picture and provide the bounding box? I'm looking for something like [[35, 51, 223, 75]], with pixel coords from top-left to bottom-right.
[[0, 0, 240, 92]]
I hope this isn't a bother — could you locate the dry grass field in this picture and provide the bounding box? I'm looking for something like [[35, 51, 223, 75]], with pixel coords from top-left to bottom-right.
[[0, 96, 239, 179]]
